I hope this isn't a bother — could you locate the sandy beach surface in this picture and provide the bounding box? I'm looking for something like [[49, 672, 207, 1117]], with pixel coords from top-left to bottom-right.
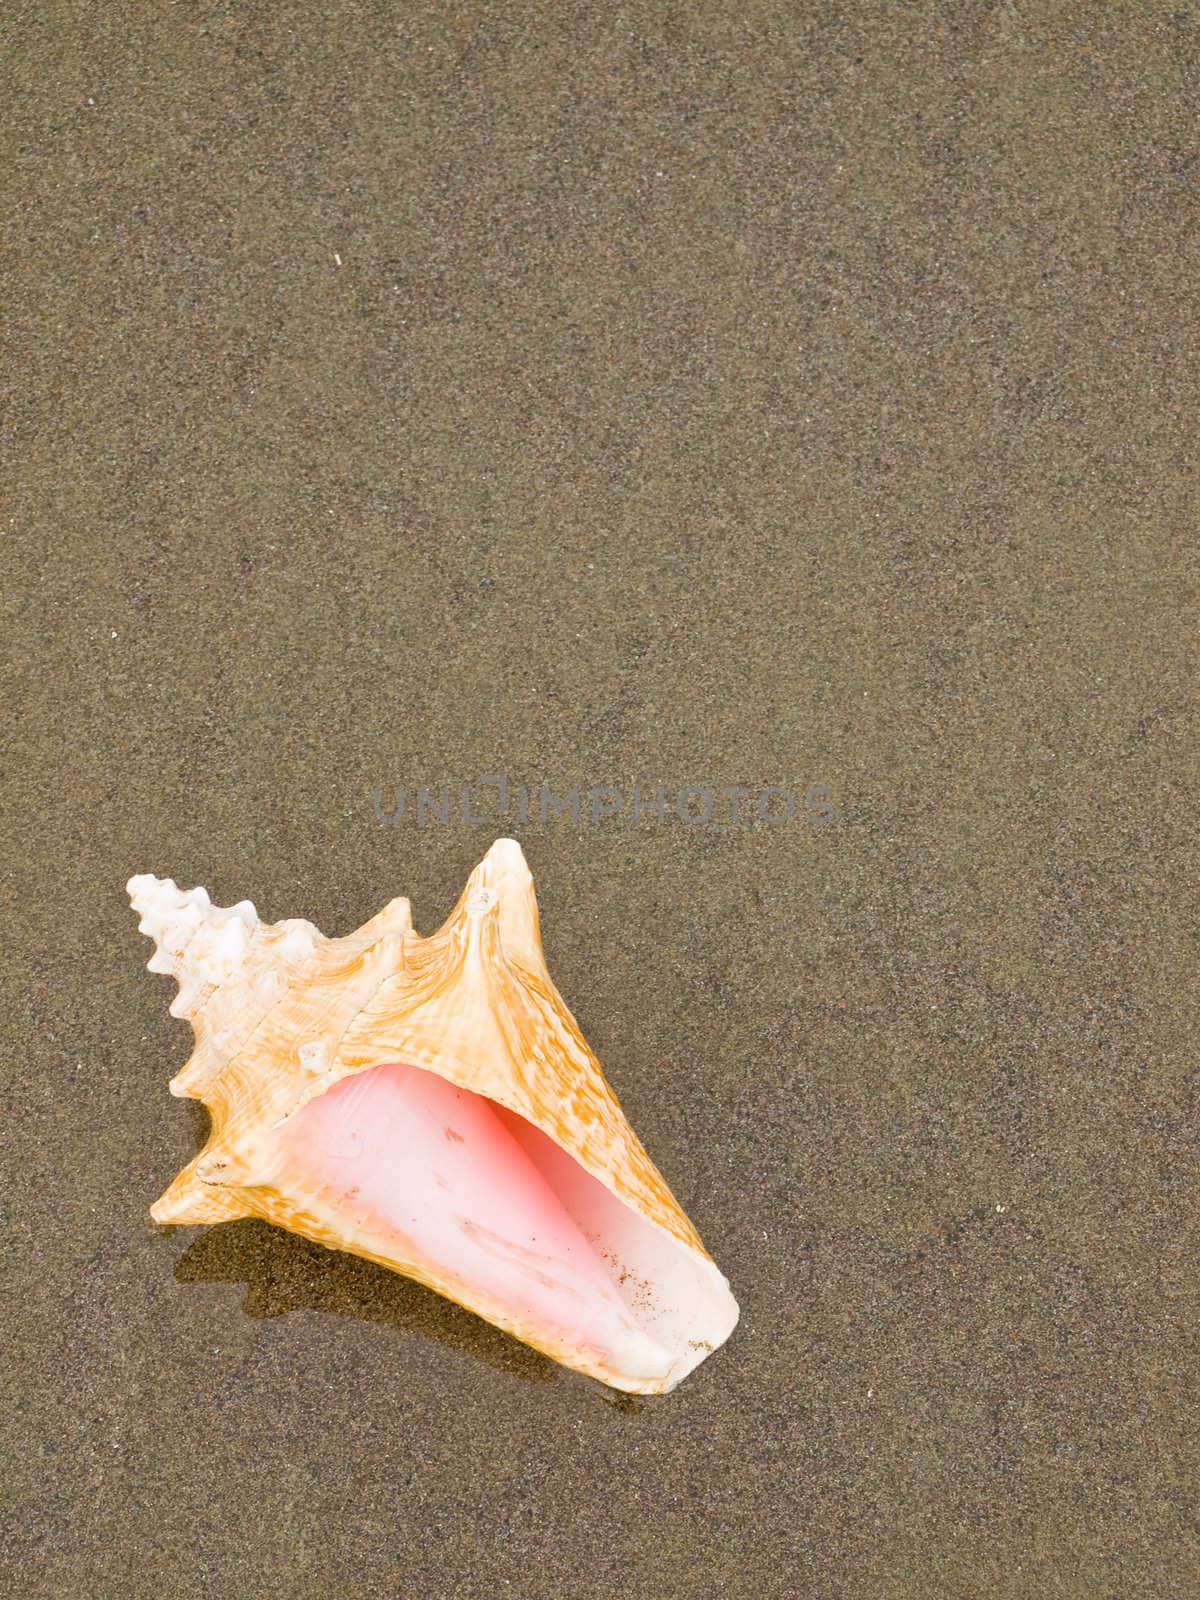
[[4, 4, 1196, 1596]]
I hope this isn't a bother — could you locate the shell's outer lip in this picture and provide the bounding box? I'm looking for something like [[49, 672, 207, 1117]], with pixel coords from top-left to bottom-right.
[[130, 838, 740, 1392]]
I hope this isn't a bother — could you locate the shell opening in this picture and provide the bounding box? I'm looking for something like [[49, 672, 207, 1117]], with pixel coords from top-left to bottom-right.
[[272, 1060, 736, 1391]]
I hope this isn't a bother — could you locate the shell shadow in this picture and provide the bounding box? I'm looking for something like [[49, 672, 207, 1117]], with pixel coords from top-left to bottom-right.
[[172, 1219, 558, 1385]]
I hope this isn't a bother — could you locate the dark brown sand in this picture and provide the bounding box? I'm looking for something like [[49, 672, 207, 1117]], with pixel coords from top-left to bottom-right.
[[3, 3, 1197, 1596]]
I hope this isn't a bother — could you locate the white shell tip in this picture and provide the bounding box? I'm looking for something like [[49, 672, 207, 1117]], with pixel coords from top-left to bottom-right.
[[278, 920, 319, 961], [487, 837, 528, 869], [207, 915, 250, 965]]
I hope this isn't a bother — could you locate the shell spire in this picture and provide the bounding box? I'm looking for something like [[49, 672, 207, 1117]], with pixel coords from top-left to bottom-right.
[[130, 840, 738, 1393]]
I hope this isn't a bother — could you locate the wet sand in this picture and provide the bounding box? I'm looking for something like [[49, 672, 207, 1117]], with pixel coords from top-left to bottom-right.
[[3, 4, 1197, 1596]]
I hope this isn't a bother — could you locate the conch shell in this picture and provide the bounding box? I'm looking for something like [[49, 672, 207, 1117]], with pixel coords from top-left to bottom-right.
[[129, 839, 738, 1393]]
